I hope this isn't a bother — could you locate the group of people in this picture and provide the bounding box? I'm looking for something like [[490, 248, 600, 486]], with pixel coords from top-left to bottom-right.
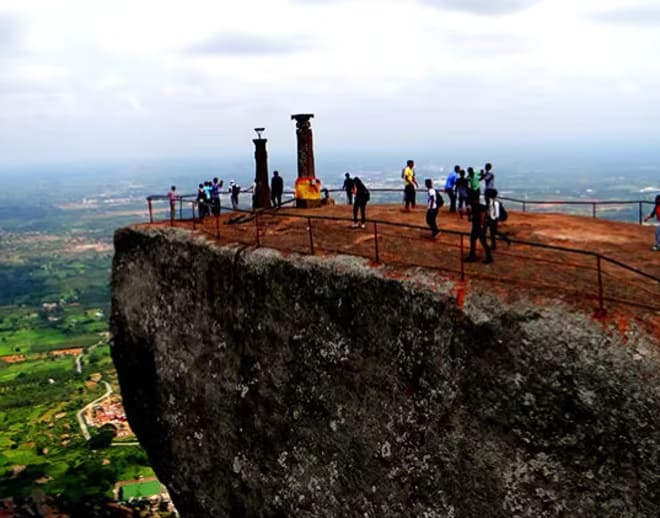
[[168, 163, 660, 259], [167, 170, 287, 219], [342, 160, 509, 263]]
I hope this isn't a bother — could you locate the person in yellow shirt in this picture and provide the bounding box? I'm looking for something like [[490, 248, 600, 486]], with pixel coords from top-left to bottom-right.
[[402, 159, 418, 211]]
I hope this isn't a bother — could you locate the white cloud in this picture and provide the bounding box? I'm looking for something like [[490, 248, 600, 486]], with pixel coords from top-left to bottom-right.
[[593, 2, 660, 27], [0, 0, 658, 163]]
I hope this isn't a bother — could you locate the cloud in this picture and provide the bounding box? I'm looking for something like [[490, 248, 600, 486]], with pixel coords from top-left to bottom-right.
[[185, 33, 315, 55], [0, 13, 21, 51], [444, 32, 529, 57], [420, 0, 541, 15], [592, 3, 660, 27]]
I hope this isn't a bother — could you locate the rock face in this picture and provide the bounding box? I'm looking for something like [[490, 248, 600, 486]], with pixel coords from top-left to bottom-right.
[[111, 226, 660, 518]]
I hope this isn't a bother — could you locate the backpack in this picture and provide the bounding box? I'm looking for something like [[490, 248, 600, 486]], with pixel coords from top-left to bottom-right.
[[435, 190, 444, 208], [499, 202, 508, 222]]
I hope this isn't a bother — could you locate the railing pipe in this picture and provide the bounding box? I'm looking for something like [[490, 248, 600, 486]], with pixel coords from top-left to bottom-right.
[[307, 217, 315, 255], [460, 234, 465, 282], [255, 212, 261, 248], [596, 255, 605, 314]]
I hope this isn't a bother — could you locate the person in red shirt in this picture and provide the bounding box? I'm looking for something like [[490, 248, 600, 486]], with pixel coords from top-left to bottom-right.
[[643, 194, 660, 251]]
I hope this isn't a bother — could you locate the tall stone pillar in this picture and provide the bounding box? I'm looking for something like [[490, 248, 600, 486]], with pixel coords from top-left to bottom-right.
[[291, 114, 315, 179], [253, 132, 271, 210]]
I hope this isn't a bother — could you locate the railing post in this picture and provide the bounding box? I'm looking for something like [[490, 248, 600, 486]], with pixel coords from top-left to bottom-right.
[[307, 217, 314, 255], [147, 198, 153, 224], [460, 234, 465, 282], [592, 203, 596, 218], [192, 202, 196, 230], [255, 212, 261, 248], [522, 201, 526, 213], [179, 197, 183, 220], [170, 200, 174, 227], [596, 255, 605, 316], [373, 222, 380, 263], [639, 201, 643, 225], [215, 214, 220, 239]]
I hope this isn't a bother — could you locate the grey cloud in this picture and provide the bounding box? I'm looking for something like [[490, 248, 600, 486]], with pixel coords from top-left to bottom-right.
[[185, 33, 315, 55], [592, 3, 660, 27], [420, 0, 541, 15]]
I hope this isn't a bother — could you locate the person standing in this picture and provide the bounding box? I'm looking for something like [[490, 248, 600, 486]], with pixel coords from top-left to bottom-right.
[[229, 180, 240, 211], [455, 169, 469, 219], [167, 185, 177, 220], [197, 183, 209, 218], [445, 166, 459, 213], [271, 170, 284, 208], [466, 198, 493, 264], [351, 176, 370, 228], [480, 163, 496, 204], [342, 172, 355, 205], [210, 177, 222, 216], [643, 194, 660, 251], [467, 167, 480, 200], [402, 160, 418, 211], [425, 179, 440, 238], [485, 191, 511, 250]]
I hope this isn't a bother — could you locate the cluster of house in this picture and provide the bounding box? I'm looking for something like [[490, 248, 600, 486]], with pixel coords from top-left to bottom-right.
[[85, 395, 133, 438]]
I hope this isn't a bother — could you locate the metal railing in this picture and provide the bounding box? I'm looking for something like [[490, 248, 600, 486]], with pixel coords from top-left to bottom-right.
[[147, 190, 656, 225], [143, 195, 660, 317], [497, 197, 654, 224]]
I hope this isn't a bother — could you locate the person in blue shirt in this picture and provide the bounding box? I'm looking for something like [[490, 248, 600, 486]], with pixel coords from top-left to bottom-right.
[[445, 165, 459, 213], [210, 177, 222, 216]]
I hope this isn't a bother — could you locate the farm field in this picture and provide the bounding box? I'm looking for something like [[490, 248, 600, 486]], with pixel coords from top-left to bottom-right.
[[0, 179, 169, 516]]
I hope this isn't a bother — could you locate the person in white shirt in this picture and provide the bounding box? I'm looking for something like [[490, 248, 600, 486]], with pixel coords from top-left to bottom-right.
[[425, 178, 440, 238], [485, 190, 511, 250]]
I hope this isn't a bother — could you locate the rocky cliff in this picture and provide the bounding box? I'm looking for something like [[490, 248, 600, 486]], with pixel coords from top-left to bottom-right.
[[110, 226, 660, 517]]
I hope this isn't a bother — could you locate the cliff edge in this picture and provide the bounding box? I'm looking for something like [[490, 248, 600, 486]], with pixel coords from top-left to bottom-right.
[[111, 226, 660, 517]]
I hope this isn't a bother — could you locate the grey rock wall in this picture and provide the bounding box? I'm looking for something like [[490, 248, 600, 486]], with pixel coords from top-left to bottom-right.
[[110, 226, 660, 517]]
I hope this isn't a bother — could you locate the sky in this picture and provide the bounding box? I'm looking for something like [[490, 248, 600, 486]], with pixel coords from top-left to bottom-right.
[[1, 0, 659, 164]]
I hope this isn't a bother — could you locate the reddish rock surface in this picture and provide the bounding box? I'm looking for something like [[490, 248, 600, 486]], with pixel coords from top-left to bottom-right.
[[144, 204, 660, 339]]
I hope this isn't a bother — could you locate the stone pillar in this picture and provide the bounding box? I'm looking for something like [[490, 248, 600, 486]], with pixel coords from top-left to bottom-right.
[[253, 137, 271, 209], [291, 114, 315, 179]]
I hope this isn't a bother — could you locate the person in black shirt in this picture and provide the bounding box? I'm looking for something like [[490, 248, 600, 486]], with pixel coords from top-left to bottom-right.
[[351, 177, 370, 228], [197, 183, 209, 218], [271, 170, 284, 208], [465, 199, 492, 264], [343, 172, 354, 205]]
